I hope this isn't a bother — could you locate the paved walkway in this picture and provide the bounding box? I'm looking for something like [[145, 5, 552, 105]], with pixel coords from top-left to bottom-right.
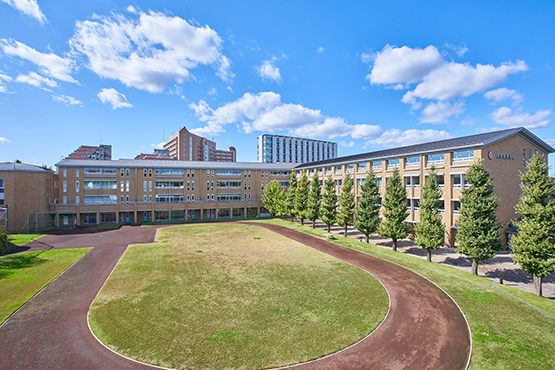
[[0, 223, 471, 369]]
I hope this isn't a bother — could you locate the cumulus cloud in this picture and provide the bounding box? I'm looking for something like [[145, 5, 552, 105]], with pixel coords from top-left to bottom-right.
[[1, 39, 77, 83], [53, 94, 83, 106], [340, 141, 355, 148], [1, 0, 46, 23], [151, 142, 165, 149], [70, 10, 233, 93], [367, 45, 444, 85], [491, 107, 551, 129], [257, 56, 285, 83], [317, 47, 324, 53], [367, 128, 453, 148], [444, 43, 468, 57], [484, 87, 523, 106], [97, 88, 132, 109], [208, 87, 217, 95], [420, 101, 465, 124], [0, 73, 12, 93], [0, 137, 11, 143], [189, 91, 379, 140], [16, 72, 57, 90]]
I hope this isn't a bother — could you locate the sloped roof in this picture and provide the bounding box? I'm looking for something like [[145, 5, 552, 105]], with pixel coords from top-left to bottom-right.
[[0, 162, 53, 173], [296, 127, 554, 169]]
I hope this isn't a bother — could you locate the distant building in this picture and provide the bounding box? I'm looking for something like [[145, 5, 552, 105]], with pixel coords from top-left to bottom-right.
[[135, 149, 176, 161], [67, 145, 112, 160], [164, 127, 236, 162], [257, 134, 337, 163]]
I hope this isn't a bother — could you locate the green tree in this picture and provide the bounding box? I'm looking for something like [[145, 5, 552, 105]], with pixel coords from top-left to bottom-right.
[[0, 225, 8, 254], [321, 176, 337, 232], [285, 170, 298, 221], [295, 172, 309, 225], [355, 170, 381, 243], [456, 161, 502, 275], [307, 172, 322, 228], [379, 168, 409, 251], [415, 166, 445, 262], [262, 180, 286, 217], [511, 154, 555, 297], [337, 173, 355, 237]]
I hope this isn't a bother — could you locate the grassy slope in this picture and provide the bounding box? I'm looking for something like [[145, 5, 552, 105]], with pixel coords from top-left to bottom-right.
[[89, 223, 388, 369], [257, 219, 555, 370], [0, 248, 90, 323], [7, 233, 46, 246]]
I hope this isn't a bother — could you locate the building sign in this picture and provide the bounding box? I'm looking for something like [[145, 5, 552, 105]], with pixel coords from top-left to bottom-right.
[[496, 153, 515, 160]]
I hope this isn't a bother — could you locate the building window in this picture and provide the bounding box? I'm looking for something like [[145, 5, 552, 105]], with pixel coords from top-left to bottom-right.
[[427, 153, 444, 164], [120, 168, 124, 176], [335, 165, 342, 173], [452, 150, 474, 162], [76, 195, 79, 204], [436, 174, 445, 187], [63, 168, 67, 177], [452, 174, 470, 187], [126, 168, 130, 177], [405, 156, 420, 166], [375, 178, 382, 188], [126, 181, 129, 192], [372, 160, 382, 169], [120, 195, 124, 203], [126, 195, 129, 203], [187, 181, 190, 191], [76, 168, 79, 177], [149, 181, 152, 192], [191, 194, 195, 200], [63, 196, 67, 204], [144, 181, 147, 191], [63, 181, 67, 193], [144, 195, 147, 203], [149, 169, 152, 177], [192, 181, 195, 191], [75, 181, 80, 192], [192, 169, 195, 177], [358, 162, 367, 172], [211, 181, 214, 190], [144, 169, 147, 177], [120, 181, 124, 192], [387, 159, 399, 168], [149, 195, 152, 202], [207, 181, 210, 190], [452, 200, 461, 213]]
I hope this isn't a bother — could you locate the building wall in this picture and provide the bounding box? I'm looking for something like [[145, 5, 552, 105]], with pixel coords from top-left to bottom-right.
[[0, 170, 55, 233], [257, 134, 338, 163]]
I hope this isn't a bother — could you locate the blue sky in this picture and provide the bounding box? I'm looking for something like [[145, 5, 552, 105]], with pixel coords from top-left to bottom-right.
[[1, 0, 554, 172]]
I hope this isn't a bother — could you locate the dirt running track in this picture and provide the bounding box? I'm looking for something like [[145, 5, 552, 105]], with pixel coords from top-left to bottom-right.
[[0, 223, 471, 369]]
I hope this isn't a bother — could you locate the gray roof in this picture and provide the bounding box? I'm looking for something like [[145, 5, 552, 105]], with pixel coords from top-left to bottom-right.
[[0, 162, 53, 173], [56, 159, 297, 171], [296, 127, 554, 169]]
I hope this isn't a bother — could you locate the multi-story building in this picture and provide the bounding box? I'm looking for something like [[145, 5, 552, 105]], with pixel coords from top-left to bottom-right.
[[164, 127, 236, 162], [295, 127, 554, 246], [257, 134, 338, 163], [135, 149, 176, 160], [0, 162, 58, 233], [67, 144, 112, 160], [51, 159, 292, 228]]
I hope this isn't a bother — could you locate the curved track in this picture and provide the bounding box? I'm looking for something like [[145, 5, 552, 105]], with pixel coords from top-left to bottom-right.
[[0, 223, 471, 369]]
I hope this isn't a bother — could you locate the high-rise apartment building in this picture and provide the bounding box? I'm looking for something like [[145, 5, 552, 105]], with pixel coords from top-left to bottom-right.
[[257, 134, 337, 163], [66, 145, 112, 160], [164, 127, 236, 162]]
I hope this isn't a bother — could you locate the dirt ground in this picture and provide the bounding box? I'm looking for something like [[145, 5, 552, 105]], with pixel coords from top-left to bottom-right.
[[304, 220, 555, 299]]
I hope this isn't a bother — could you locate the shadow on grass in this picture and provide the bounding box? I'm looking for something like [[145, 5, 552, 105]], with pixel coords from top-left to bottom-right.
[[0, 252, 47, 279]]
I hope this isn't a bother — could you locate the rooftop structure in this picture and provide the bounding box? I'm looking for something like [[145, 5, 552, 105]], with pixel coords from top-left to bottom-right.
[[66, 145, 112, 160]]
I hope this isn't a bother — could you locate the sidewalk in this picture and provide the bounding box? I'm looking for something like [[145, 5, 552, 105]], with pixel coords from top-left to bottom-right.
[[294, 219, 555, 299]]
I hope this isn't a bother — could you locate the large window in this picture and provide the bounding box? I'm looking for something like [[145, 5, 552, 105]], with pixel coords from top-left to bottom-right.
[[83, 181, 117, 190], [387, 158, 400, 168], [405, 156, 420, 166], [427, 153, 444, 164], [84, 168, 117, 175], [346, 164, 354, 173], [155, 194, 184, 203], [375, 177, 382, 188], [452, 150, 474, 162], [84, 195, 117, 204], [405, 176, 420, 187], [452, 174, 470, 187], [358, 162, 367, 172], [216, 170, 242, 176], [155, 181, 184, 189], [155, 169, 184, 176], [217, 180, 242, 188], [372, 160, 382, 169], [216, 193, 242, 201]]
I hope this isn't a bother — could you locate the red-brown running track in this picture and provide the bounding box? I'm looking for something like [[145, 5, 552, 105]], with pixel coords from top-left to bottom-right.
[[0, 223, 471, 369]]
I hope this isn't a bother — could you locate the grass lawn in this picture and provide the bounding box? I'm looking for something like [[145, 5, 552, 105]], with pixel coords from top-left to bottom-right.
[[7, 233, 46, 246], [257, 219, 555, 370], [89, 223, 388, 369], [0, 248, 90, 323]]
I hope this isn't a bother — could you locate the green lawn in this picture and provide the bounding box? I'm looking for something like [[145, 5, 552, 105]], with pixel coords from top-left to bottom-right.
[[8, 233, 46, 246], [257, 219, 555, 370], [89, 223, 389, 369], [0, 248, 90, 323]]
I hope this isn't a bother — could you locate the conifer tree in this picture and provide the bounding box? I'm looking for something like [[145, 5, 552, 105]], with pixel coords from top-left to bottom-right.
[[511, 154, 555, 297], [307, 172, 322, 228], [379, 168, 409, 251], [262, 180, 286, 217], [456, 161, 502, 275], [355, 170, 381, 243], [321, 176, 337, 232], [295, 171, 309, 225], [337, 173, 355, 236], [285, 170, 297, 221], [415, 166, 445, 262]]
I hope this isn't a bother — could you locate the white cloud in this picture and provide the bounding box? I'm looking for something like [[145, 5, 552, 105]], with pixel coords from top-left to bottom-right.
[[402, 61, 528, 103], [1, 0, 46, 23], [484, 87, 523, 106], [317, 46, 324, 53], [208, 87, 217, 95], [350, 124, 382, 139], [126, 5, 138, 14], [16, 72, 57, 90], [52, 94, 83, 106], [340, 141, 355, 148], [444, 43, 468, 57], [491, 107, 551, 129], [367, 129, 453, 148], [1, 39, 77, 83], [97, 88, 132, 109], [367, 45, 444, 85], [257, 57, 283, 83], [545, 138, 555, 146], [189, 91, 368, 140], [70, 11, 233, 93], [151, 142, 165, 149], [0, 73, 12, 93], [420, 101, 465, 124], [0, 136, 10, 143]]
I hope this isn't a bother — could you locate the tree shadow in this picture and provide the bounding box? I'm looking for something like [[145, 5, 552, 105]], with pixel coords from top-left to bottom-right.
[[0, 252, 47, 279]]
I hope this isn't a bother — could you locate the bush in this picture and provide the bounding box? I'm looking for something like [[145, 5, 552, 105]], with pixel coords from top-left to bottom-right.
[[0, 225, 8, 254]]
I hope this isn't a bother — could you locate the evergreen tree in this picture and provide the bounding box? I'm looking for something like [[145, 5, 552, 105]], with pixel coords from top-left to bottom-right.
[[337, 173, 355, 237], [307, 172, 322, 228], [285, 170, 298, 221], [321, 176, 337, 232], [295, 171, 309, 225], [456, 161, 502, 275], [415, 166, 445, 262], [262, 180, 286, 217], [355, 170, 381, 243], [511, 154, 555, 297], [379, 168, 409, 251]]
